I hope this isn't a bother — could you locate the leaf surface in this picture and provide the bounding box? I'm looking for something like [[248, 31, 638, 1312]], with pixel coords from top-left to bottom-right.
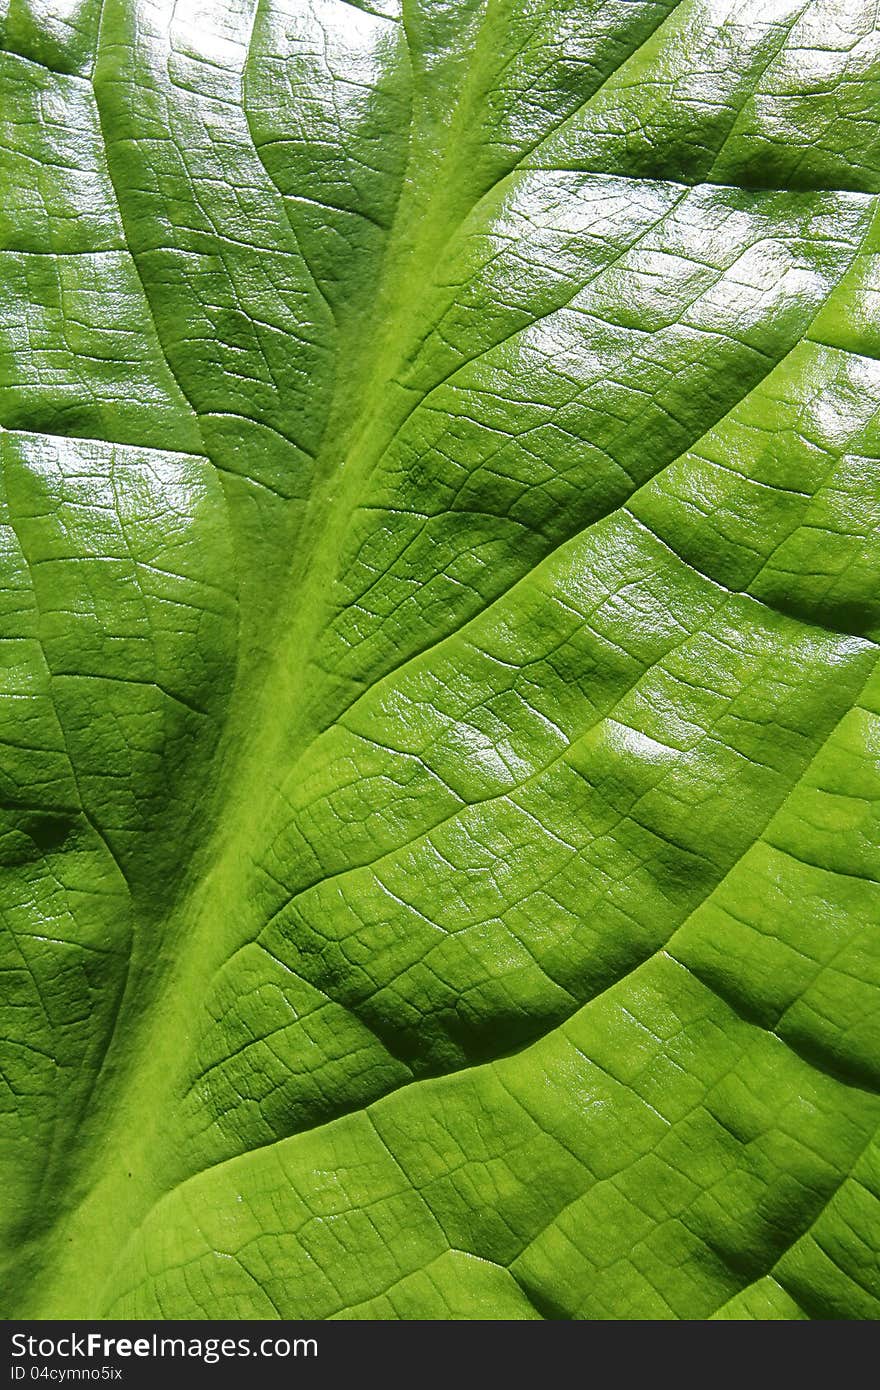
[[1, 0, 879, 1320]]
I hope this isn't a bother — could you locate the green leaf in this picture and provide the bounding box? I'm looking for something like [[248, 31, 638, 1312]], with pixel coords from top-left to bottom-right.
[[1, 0, 878, 1321]]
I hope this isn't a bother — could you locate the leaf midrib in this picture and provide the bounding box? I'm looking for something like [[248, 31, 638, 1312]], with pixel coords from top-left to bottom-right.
[[8, 0, 555, 1313]]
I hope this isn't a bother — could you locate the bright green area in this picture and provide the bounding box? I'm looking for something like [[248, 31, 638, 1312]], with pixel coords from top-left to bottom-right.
[[0, 0, 878, 1320]]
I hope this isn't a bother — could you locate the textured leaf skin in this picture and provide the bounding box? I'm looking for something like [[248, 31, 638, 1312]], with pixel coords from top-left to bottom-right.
[[0, 0, 879, 1322]]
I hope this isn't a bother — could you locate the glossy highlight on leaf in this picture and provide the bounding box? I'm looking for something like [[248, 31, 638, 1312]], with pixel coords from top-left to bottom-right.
[[0, 0, 879, 1321]]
